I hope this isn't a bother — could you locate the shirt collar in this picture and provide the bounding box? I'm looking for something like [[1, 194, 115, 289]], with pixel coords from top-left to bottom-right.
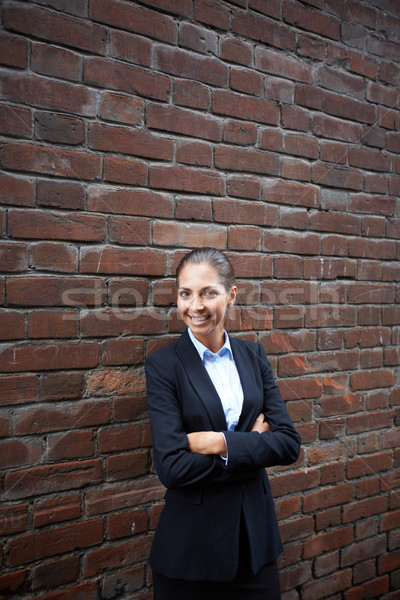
[[188, 328, 232, 361]]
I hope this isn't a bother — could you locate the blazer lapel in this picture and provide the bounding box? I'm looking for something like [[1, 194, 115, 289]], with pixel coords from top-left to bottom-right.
[[230, 336, 261, 431], [175, 330, 228, 430]]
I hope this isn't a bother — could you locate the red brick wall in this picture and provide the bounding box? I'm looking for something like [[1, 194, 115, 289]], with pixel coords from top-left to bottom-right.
[[1, 0, 399, 598]]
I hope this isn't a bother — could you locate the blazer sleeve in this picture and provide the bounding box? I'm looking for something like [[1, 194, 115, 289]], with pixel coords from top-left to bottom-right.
[[223, 343, 301, 470], [145, 351, 259, 489]]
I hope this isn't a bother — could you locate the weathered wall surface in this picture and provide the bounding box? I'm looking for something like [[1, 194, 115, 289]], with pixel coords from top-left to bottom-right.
[[0, 0, 399, 598]]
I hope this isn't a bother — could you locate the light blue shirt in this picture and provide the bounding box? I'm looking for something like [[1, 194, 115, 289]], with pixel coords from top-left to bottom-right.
[[188, 328, 244, 431]]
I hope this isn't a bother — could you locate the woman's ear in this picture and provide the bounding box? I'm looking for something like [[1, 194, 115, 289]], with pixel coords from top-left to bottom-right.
[[228, 286, 237, 307]]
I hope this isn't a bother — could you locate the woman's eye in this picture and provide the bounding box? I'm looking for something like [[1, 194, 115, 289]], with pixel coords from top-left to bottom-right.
[[204, 290, 217, 297], [179, 291, 190, 298]]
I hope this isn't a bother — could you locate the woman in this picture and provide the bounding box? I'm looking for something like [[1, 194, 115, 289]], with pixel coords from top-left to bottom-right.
[[145, 247, 301, 600]]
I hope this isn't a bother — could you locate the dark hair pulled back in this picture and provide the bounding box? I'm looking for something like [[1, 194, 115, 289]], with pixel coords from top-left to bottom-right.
[[176, 247, 236, 292]]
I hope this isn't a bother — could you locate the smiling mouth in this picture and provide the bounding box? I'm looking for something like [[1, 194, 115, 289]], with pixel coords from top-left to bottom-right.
[[189, 315, 210, 323]]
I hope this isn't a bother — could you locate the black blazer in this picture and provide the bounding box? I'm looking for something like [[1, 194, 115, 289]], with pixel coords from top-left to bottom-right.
[[145, 329, 301, 581]]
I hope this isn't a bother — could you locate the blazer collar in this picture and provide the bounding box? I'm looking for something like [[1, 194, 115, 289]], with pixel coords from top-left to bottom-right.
[[175, 329, 227, 430], [175, 330, 259, 432]]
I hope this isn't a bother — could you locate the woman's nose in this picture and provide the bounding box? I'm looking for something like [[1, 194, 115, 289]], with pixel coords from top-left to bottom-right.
[[191, 295, 204, 310]]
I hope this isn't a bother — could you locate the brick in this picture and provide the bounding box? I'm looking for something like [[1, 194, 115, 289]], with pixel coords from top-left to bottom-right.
[[1, 71, 97, 117], [173, 80, 210, 109], [179, 22, 218, 54], [320, 140, 348, 165], [5, 3, 107, 54], [343, 496, 389, 524], [263, 180, 318, 208], [106, 450, 149, 481], [215, 146, 278, 176], [0, 103, 31, 138], [2, 143, 101, 180], [6, 276, 105, 307], [312, 113, 361, 142], [8, 209, 105, 242], [347, 452, 393, 479], [83, 536, 152, 577], [0, 242, 27, 272], [14, 400, 108, 436], [31, 242, 78, 273], [0, 438, 42, 469], [33, 493, 82, 527], [85, 478, 164, 516], [350, 369, 395, 391], [28, 310, 77, 338], [148, 103, 222, 141], [0, 569, 26, 596], [107, 508, 148, 540], [102, 564, 145, 597], [46, 430, 94, 461], [278, 376, 322, 401], [263, 229, 320, 255], [302, 569, 352, 599], [281, 105, 311, 131], [176, 140, 212, 167], [316, 64, 364, 99], [304, 526, 354, 559], [227, 176, 261, 200], [81, 247, 165, 276], [265, 76, 295, 103], [279, 516, 314, 543], [270, 469, 320, 497], [34, 112, 84, 145], [0, 342, 99, 373], [223, 120, 258, 146], [342, 534, 386, 567], [31, 556, 80, 591], [102, 338, 144, 366], [108, 216, 151, 246], [100, 92, 144, 128], [91, 123, 173, 161], [85, 57, 170, 101], [90, 0, 177, 43], [256, 47, 313, 83], [348, 283, 395, 304], [232, 10, 295, 50], [345, 327, 391, 348], [349, 146, 392, 172], [87, 186, 173, 218], [220, 36, 253, 65], [110, 30, 151, 67], [0, 375, 36, 406], [212, 89, 278, 124], [37, 180, 85, 211], [323, 90, 376, 124], [0, 173, 35, 207], [150, 165, 225, 195], [153, 220, 225, 248], [311, 162, 363, 190], [230, 67, 263, 96], [0, 504, 28, 535], [31, 42, 81, 81], [228, 227, 261, 251], [304, 482, 354, 513], [0, 31, 27, 68], [283, 0, 340, 39], [215, 198, 276, 226], [175, 196, 212, 221], [155, 45, 228, 87], [297, 33, 326, 60], [7, 518, 104, 564], [194, 0, 229, 29]]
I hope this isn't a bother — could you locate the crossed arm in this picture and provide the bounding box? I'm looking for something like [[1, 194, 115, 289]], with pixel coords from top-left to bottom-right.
[[187, 413, 270, 456]]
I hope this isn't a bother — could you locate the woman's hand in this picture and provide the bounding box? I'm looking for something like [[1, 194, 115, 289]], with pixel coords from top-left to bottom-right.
[[251, 413, 270, 434], [187, 431, 227, 457]]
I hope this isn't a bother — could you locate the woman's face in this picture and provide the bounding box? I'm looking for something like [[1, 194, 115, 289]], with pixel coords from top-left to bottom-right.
[[177, 261, 237, 350]]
